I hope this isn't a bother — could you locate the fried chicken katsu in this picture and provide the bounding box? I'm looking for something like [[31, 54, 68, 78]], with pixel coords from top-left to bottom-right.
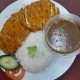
[[18, 8, 27, 27], [0, 35, 8, 53], [25, 0, 60, 31], [1, 9, 30, 54], [0, 0, 60, 54]]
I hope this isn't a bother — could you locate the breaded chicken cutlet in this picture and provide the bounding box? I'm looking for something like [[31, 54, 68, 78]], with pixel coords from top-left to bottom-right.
[[25, 0, 60, 31], [0, 35, 8, 53], [0, 0, 60, 54], [1, 8, 30, 54]]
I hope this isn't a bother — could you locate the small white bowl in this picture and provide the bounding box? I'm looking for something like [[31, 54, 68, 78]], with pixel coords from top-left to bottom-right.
[[44, 13, 80, 57]]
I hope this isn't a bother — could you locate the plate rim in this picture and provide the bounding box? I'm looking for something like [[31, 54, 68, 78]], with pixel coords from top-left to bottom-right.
[[0, 0, 76, 80]]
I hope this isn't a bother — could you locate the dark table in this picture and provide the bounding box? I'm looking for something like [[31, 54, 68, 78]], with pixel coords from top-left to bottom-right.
[[0, 0, 80, 80]]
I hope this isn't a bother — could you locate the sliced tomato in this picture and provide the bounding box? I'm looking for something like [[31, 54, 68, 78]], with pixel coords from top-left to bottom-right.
[[11, 65, 20, 74], [5, 65, 25, 80]]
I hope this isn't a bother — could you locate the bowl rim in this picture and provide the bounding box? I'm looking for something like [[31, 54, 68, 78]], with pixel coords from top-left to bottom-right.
[[44, 13, 80, 55]]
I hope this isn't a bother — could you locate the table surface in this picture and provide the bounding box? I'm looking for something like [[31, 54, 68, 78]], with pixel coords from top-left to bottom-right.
[[0, 0, 80, 80]]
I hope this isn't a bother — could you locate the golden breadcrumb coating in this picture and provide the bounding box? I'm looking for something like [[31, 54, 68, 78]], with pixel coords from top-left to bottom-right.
[[55, 7, 60, 15], [0, 0, 59, 54], [1, 12, 30, 54], [18, 8, 27, 27], [0, 35, 8, 53], [25, 0, 60, 31]]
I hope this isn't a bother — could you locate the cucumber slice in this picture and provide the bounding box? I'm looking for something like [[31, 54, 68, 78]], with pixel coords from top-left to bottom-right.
[[0, 55, 19, 70]]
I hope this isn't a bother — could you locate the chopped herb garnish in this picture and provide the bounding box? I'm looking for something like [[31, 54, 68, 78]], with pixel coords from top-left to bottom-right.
[[59, 45, 61, 48], [60, 28, 64, 31], [59, 38, 63, 41], [27, 46, 37, 58], [55, 30, 59, 34], [55, 40, 58, 42], [58, 34, 62, 37]]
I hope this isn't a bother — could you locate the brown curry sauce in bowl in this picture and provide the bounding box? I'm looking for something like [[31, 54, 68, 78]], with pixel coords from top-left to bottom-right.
[[44, 14, 80, 57]]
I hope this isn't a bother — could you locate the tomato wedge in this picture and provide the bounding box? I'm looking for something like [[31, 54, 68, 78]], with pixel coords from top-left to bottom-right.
[[5, 65, 25, 80]]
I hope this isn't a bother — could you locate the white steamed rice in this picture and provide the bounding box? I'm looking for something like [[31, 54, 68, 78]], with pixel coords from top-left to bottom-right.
[[16, 30, 53, 73]]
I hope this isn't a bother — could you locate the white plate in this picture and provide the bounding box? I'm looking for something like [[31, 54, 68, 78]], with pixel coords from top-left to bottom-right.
[[0, 0, 76, 80]]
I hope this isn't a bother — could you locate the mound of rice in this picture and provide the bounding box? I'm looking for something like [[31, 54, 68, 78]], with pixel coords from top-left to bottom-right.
[[16, 31, 53, 73]]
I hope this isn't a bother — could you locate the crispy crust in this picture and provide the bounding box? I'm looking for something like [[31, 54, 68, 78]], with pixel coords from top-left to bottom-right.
[[11, 13, 30, 42], [1, 12, 30, 54], [25, 0, 60, 31], [18, 8, 27, 27], [0, 0, 59, 54], [50, 2, 55, 18], [55, 7, 60, 15], [0, 35, 8, 53], [1, 16, 21, 53], [30, 2, 43, 31], [25, 5, 32, 28]]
